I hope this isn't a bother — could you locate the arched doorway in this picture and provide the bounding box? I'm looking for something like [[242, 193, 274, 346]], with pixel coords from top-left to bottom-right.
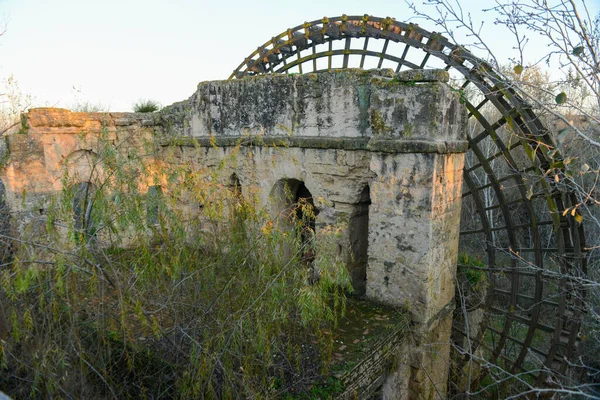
[[271, 178, 318, 258]]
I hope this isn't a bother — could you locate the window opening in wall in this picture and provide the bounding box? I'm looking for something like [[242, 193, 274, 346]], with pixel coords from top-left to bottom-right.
[[147, 185, 163, 227], [0, 179, 11, 261], [292, 181, 318, 251], [73, 182, 97, 239], [348, 185, 371, 295], [229, 173, 242, 199]]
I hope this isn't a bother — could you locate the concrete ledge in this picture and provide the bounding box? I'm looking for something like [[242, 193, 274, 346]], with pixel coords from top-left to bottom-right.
[[160, 136, 469, 154], [367, 139, 468, 153], [24, 108, 155, 129]]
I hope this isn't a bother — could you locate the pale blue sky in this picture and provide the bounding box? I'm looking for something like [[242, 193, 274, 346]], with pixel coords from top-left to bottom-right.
[[0, 0, 598, 111]]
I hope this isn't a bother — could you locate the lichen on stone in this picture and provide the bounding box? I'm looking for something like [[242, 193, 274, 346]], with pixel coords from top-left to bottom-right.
[[370, 109, 393, 136]]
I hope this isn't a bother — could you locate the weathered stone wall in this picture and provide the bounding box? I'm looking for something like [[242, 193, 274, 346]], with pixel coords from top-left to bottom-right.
[[1, 69, 467, 399], [157, 69, 464, 142], [159, 141, 377, 289], [1, 109, 155, 215], [367, 152, 464, 322], [382, 309, 454, 399]]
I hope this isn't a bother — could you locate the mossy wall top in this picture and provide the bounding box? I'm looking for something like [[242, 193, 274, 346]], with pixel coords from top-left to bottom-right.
[[157, 69, 466, 143]]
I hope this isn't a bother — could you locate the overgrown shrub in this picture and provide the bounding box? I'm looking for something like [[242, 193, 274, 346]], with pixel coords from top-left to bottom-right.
[[0, 129, 351, 398]]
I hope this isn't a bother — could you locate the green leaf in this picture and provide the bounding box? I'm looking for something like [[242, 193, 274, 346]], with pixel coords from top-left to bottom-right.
[[513, 65, 524, 75], [524, 143, 536, 162], [551, 160, 565, 169], [572, 46, 584, 56], [555, 92, 568, 104]]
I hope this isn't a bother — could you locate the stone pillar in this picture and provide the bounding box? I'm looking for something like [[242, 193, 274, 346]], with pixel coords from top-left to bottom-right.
[[367, 152, 464, 322], [365, 92, 466, 398]]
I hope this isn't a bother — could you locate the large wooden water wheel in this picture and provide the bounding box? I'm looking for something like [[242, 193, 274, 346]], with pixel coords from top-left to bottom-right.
[[230, 15, 587, 394]]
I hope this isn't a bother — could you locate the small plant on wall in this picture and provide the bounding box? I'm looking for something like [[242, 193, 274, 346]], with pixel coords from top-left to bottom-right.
[[132, 99, 161, 113]]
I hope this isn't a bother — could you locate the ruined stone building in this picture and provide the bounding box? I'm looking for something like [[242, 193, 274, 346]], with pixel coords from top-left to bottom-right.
[[1, 68, 467, 398], [0, 14, 590, 399]]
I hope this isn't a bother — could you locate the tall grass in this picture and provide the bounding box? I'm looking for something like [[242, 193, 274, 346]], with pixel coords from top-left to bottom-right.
[[0, 128, 352, 398]]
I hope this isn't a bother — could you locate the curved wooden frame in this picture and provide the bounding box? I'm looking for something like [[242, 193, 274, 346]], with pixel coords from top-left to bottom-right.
[[229, 15, 587, 392]]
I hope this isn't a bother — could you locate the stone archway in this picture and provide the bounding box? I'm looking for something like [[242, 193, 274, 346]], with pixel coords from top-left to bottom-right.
[[271, 178, 318, 248]]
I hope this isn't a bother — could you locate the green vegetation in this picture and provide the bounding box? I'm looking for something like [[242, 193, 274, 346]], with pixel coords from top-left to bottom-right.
[[457, 252, 487, 290], [289, 377, 344, 399], [133, 99, 161, 113], [0, 129, 352, 398], [370, 109, 393, 135]]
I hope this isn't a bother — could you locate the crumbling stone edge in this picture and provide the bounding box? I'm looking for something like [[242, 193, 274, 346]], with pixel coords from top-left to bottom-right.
[[160, 136, 469, 154]]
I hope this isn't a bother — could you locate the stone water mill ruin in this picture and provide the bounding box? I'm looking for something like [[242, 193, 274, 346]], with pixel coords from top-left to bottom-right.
[[0, 15, 592, 399]]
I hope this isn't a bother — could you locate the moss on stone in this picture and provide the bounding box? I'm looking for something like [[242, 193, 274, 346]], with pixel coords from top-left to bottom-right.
[[370, 110, 393, 136], [357, 85, 371, 133], [402, 123, 414, 138], [161, 135, 468, 154]]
